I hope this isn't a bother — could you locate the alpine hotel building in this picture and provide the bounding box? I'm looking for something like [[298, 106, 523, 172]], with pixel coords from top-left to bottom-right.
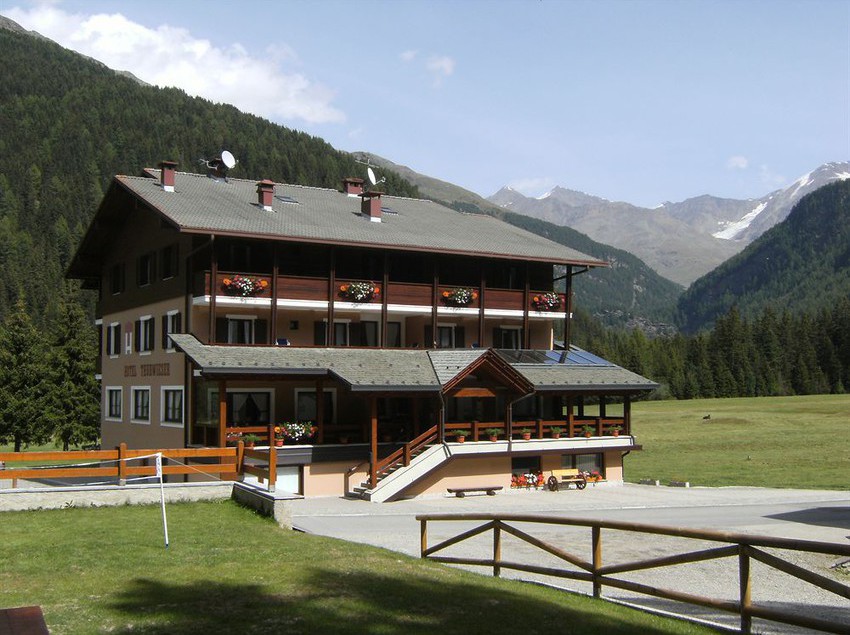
[[68, 163, 656, 501]]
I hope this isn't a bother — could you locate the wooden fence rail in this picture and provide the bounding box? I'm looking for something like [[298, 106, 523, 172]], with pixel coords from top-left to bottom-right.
[[416, 513, 850, 634]]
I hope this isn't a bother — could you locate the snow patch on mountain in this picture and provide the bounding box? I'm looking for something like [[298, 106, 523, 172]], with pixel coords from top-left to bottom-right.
[[791, 172, 814, 197], [713, 202, 767, 240]]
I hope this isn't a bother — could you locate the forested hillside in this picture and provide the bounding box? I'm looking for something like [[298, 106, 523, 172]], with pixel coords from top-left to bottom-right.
[[0, 27, 418, 328], [677, 180, 850, 333]]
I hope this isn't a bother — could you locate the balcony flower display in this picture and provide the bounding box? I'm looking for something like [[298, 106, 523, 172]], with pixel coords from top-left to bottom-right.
[[339, 281, 379, 302], [531, 291, 562, 311], [280, 421, 317, 443], [441, 287, 478, 307], [221, 275, 268, 297]]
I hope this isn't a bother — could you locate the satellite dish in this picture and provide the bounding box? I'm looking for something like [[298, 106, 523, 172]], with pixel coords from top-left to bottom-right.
[[221, 150, 237, 169], [367, 167, 377, 186]]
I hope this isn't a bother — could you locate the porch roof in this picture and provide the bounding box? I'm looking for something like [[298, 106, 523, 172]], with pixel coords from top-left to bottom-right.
[[170, 335, 658, 394]]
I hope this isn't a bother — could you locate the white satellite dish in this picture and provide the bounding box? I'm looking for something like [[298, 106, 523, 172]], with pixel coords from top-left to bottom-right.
[[367, 166, 377, 186], [221, 150, 237, 169]]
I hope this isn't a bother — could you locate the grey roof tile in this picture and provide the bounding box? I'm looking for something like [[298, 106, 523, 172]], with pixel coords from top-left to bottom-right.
[[121, 171, 605, 265]]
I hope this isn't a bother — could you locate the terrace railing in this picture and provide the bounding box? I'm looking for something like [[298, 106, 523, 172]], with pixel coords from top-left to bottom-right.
[[417, 513, 850, 635]]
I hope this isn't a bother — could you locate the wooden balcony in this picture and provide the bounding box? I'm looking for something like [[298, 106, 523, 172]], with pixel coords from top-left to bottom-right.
[[195, 271, 564, 314]]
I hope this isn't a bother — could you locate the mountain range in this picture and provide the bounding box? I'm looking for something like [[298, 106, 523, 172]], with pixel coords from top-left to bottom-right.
[[487, 162, 850, 287]]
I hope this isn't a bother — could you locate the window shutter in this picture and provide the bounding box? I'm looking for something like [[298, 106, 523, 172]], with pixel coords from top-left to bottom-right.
[[149, 317, 156, 351], [255, 319, 268, 344], [175, 312, 182, 333], [455, 326, 465, 348], [313, 321, 326, 346], [215, 318, 227, 343], [492, 327, 502, 348], [349, 322, 364, 347], [424, 325, 433, 349], [135, 320, 141, 352], [161, 314, 168, 349], [116, 324, 121, 355]]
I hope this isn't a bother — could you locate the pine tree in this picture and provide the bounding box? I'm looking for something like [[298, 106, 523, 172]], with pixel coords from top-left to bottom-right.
[[0, 298, 52, 450], [45, 290, 100, 450]]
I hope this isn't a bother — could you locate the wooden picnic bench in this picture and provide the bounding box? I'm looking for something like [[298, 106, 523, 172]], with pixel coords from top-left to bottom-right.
[[546, 468, 587, 491], [447, 486, 503, 498]]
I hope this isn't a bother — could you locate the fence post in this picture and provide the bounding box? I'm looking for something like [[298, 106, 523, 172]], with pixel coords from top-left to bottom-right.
[[493, 521, 502, 577], [268, 443, 277, 493], [236, 440, 245, 482], [739, 545, 752, 634], [420, 519, 428, 558], [117, 443, 127, 486], [592, 525, 602, 598]]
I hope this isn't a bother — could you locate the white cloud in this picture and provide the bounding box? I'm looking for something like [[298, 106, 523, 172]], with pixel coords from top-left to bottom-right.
[[508, 177, 555, 197], [726, 155, 749, 170], [426, 55, 455, 86], [399, 49, 418, 62], [5, 5, 345, 125]]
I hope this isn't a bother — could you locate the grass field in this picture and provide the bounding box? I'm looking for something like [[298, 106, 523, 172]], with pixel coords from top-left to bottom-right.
[[627, 394, 850, 489], [0, 500, 714, 635]]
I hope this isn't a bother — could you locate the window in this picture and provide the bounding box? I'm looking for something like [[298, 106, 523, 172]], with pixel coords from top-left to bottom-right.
[[215, 316, 267, 344], [387, 322, 402, 347], [105, 387, 122, 421], [132, 387, 151, 423], [162, 311, 181, 351], [135, 316, 155, 353], [161, 244, 178, 280], [562, 453, 604, 476], [494, 326, 523, 349], [425, 324, 465, 349], [295, 388, 336, 424], [314, 320, 351, 346], [161, 387, 184, 426], [110, 262, 125, 295], [106, 322, 121, 357], [137, 252, 155, 287]]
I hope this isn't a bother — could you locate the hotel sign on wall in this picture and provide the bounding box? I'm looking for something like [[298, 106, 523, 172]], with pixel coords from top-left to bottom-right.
[[124, 363, 171, 378]]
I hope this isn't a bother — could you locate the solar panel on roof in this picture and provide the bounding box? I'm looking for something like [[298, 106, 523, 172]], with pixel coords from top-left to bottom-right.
[[275, 195, 300, 204]]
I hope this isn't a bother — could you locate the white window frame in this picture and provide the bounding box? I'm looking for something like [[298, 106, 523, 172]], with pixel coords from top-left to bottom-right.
[[165, 310, 180, 352], [124, 328, 133, 355], [294, 388, 337, 424], [226, 314, 258, 344], [105, 386, 123, 422], [437, 323, 456, 349], [160, 386, 184, 428], [139, 315, 154, 355], [107, 322, 121, 358], [131, 386, 151, 424]]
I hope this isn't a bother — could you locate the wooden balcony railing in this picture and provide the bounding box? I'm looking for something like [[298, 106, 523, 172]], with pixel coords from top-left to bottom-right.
[[196, 271, 564, 314], [443, 417, 628, 441]]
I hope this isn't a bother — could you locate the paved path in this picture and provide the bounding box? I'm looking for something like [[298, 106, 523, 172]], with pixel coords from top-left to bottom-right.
[[290, 484, 850, 634]]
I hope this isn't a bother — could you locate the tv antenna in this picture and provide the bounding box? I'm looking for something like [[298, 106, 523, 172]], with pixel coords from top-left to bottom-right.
[[199, 150, 238, 180]]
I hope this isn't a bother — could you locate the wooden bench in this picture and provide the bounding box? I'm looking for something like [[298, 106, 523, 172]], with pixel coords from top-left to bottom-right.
[[546, 469, 587, 491], [447, 486, 503, 498]]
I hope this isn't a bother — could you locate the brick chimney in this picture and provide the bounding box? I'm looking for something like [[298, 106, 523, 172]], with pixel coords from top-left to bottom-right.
[[256, 180, 275, 212], [342, 177, 365, 196], [361, 191, 382, 222], [159, 161, 178, 192]]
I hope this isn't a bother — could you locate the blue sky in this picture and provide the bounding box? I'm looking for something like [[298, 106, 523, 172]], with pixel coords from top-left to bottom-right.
[[4, 0, 848, 207]]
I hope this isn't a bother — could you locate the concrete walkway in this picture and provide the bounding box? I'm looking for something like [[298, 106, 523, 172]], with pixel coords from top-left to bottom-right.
[[289, 484, 850, 634]]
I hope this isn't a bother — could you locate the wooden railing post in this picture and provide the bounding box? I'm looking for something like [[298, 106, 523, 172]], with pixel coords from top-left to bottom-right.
[[493, 521, 502, 578], [268, 443, 277, 493], [592, 525, 602, 598], [739, 545, 752, 633], [236, 440, 245, 482], [420, 519, 428, 558], [536, 418, 543, 439], [117, 443, 127, 486]]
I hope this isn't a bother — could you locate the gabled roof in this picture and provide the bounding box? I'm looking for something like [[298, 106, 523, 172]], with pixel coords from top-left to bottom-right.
[[69, 169, 606, 282], [170, 335, 657, 394]]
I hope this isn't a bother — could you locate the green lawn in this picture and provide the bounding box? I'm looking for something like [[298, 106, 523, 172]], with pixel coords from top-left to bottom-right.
[[627, 394, 850, 489], [0, 500, 714, 635]]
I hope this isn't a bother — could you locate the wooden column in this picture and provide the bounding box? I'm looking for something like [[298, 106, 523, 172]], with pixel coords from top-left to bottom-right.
[[564, 265, 573, 350], [522, 263, 530, 348], [208, 238, 218, 344], [624, 394, 632, 435], [316, 378, 325, 444], [217, 379, 227, 448], [478, 265, 486, 347], [381, 253, 389, 347], [505, 396, 513, 437], [327, 247, 336, 346], [270, 244, 279, 344], [369, 396, 378, 488], [592, 526, 603, 598], [431, 263, 439, 348]]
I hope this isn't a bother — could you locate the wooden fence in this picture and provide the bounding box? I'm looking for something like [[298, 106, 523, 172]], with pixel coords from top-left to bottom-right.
[[416, 513, 850, 634], [0, 443, 277, 491]]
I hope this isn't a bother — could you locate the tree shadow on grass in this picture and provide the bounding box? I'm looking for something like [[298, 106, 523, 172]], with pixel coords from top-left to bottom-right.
[[107, 568, 707, 635]]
